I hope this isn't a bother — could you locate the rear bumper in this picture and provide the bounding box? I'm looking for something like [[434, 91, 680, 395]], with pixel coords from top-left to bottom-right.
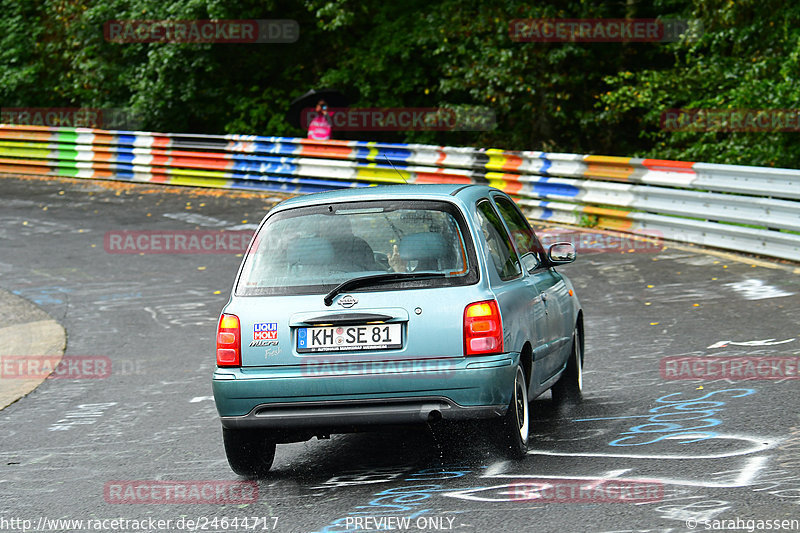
[[219, 396, 506, 430], [212, 353, 517, 429]]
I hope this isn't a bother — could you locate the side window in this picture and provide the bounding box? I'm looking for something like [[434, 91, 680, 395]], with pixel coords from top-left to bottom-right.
[[493, 196, 545, 272], [476, 200, 522, 281]]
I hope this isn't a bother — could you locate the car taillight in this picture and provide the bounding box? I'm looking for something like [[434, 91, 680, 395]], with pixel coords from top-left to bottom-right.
[[216, 313, 241, 367], [464, 300, 503, 356]]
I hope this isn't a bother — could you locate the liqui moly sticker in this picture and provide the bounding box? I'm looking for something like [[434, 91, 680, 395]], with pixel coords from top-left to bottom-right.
[[254, 322, 278, 341]]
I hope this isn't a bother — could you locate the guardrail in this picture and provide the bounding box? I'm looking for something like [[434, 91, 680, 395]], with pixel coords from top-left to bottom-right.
[[1, 123, 799, 262]]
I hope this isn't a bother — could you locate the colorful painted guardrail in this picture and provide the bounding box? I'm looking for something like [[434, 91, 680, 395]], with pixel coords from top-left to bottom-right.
[[1, 124, 799, 261]]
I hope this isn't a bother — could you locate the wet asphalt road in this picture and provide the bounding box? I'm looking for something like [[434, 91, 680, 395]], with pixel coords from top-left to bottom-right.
[[1, 174, 799, 533]]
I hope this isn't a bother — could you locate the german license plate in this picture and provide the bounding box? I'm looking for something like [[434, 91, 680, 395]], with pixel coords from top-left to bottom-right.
[[297, 323, 402, 353]]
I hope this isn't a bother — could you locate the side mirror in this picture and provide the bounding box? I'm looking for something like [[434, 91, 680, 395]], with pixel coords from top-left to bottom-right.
[[548, 242, 576, 265]]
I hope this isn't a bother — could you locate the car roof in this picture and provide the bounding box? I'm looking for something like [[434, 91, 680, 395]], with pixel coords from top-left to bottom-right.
[[275, 184, 498, 210]]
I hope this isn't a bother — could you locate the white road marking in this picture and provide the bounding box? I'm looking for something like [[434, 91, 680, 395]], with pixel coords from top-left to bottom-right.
[[189, 396, 214, 403], [725, 279, 794, 300], [707, 338, 795, 349]]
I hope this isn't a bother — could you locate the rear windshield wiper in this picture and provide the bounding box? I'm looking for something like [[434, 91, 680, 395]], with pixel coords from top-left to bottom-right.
[[324, 272, 446, 306]]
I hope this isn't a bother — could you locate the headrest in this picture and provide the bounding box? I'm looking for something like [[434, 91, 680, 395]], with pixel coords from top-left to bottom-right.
[[398, 232, 449, 261], [287, 237, 335, 265]]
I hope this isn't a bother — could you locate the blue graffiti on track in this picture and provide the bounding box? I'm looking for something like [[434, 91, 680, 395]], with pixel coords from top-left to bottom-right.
[[574, 388, 757, 447], [12, 286, 72, 306]]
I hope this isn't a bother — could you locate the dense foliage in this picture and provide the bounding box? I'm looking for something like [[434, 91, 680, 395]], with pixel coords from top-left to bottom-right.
[[2, 0, 798, 167]]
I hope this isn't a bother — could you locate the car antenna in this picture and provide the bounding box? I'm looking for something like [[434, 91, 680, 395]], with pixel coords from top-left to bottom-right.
[[383, 153, 408, 183]]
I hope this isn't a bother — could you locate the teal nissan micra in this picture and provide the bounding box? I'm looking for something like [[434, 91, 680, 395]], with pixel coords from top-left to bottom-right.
[[213, 184, 583, 476]]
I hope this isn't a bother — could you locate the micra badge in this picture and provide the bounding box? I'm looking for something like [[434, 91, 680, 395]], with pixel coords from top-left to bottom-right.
[[250, 340, 278, 347], [338, 295, 358, 308]]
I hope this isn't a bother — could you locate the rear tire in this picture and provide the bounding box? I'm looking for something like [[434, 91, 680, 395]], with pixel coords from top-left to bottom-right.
[[222, 427, 276, 478], [552, 326, 583, 404], [494, 365, 529, 459]]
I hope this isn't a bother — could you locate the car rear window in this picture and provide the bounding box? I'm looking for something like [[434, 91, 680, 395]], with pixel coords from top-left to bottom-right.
[[236, 199, 478, 296]]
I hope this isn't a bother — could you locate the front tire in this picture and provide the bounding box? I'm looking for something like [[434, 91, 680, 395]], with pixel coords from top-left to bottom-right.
[[223, 427, 276, 478], [552, 326, 583, 404], [494, 365, 529, 459]]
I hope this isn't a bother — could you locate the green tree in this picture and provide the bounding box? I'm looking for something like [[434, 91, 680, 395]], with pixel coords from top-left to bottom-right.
[[2, 0, 799, 168], [598, 0, 800, 166]]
